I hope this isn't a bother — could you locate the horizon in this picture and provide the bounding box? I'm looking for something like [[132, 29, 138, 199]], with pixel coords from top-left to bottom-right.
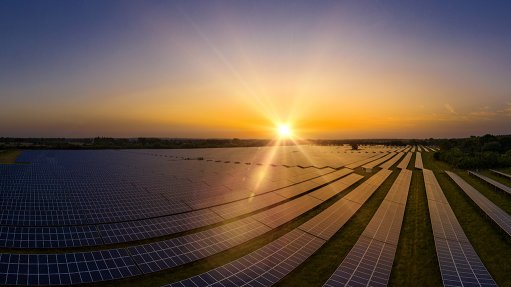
[[2, 1, 511, 139], [3, 133, 510, 141]]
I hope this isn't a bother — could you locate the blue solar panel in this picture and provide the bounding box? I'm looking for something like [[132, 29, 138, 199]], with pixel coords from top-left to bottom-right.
[[0, 249, 140, 285]]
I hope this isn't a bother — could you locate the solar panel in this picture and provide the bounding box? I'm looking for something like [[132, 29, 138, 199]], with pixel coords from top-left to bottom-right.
[[323, 236, 396, 287], [323, 169, 411, 287], [163, 162, 394, 287], [446, 171, 511, 238], [308, 173, 364, 201], [128, 217, 270, 274], [0, 225, 102, 249], [163, 229, 325, 287], [423, 169, 497, 287], [362, 152, 396, 170], [300, 169, 392, 241], [0, 249, 140, 286], [274, 180, 320, 198], [210, 192, 287, 220], [489, 169, 511, 180], [99, 209, 224, 244], [345, 153, 390, 169], [309, 168, 354, 185], [435, 238, 497, 287], [342, 169, 393, 204], [468, 170, 511, 195], [252, 195, 322, 228], [414, 152, 423, 169], [379, 152, 404, 169], [396, 152, 412, 169]]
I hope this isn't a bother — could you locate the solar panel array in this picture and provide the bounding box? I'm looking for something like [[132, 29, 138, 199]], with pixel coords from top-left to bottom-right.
[[164, 169, 392, 287], [3, 147, 503, 287], [126, 170, 363, 275], [0, 225, 102, 249], [300, 169, 392, 241], [323, 169, 411, 287], [138, 145, 402, 169], [361, 152, 397, 170], [129, 217, 270, 274], [423, 169, 497, 287], [396, 152, 412, 170], [421, 146, 432, 152], [489, 169, 511, 180], [0, 249, 140, 286], [0, 150, 343, 249], [98, 209, 223, 245], [345, 153, 390, 169], [446, 171, 511, 238], [379, 152, 404, 169], [0, 151, 368, 285], [307, 173, 364, 201], [414, 152, 423, 169], [163, 229, 325, 287], [469, 170, 511, 195], [1, 172, 358, 286]]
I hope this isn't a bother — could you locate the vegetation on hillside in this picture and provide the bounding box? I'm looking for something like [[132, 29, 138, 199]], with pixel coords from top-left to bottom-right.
[[434, 134, 511, 169]]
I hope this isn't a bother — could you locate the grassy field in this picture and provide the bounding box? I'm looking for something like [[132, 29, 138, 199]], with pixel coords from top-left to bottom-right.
[[389, 168, 442, 287], [0, 150, 21, 163]]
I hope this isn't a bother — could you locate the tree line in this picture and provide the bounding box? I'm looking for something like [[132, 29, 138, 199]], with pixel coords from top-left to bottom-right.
[[434, 134, 511, 169]]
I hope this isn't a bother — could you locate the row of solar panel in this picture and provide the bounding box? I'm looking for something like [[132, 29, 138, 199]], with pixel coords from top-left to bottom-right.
[[0, 167, 334, 227], [361, 152, 397, 169], [379, 152, 404, 169], [423, 169, 497, 287], [469, 170, 511, 195], [345, 153, 390, 169], [324, 169, 412, 287], [396, 152, 412, 170], [134, 146, 403, 169], [446, 171, 511, 238], [414, 152, 423, 169], [129, 171, 363, 275], [0, 168, 365, 285], [164, 169, 393, 287], [0, 158, 328, 194], [489, 169, 511, 180], [0, 169, 354, 249]]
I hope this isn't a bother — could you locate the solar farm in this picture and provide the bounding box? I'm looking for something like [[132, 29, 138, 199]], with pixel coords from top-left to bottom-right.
[[0, 145, 510, 286]]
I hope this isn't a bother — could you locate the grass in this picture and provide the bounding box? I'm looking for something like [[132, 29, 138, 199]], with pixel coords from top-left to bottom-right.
[[275, 168, 400, 286], [0, 150, 22, 164], [389, 169, 442, 287], [422, 152, 511, 287]]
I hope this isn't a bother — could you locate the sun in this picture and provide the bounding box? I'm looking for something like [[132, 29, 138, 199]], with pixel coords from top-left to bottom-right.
[[277, 124, 293, 138]]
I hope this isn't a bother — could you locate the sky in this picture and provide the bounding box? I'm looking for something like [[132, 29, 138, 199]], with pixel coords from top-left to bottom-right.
[[1, 0, 511, 139]]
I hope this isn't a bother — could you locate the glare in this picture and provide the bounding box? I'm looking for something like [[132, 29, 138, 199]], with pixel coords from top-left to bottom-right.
[[277, 124, 292, 138]]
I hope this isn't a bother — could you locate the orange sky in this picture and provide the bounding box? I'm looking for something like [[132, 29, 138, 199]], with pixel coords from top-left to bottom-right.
[[2, 2, 511, 138]]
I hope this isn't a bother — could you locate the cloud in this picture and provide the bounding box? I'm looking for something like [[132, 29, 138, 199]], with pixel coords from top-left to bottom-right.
[[444, 103, 456, 114], [496, 102, 511, 116]]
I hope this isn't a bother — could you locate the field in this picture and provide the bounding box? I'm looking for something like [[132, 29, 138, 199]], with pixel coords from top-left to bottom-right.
[[0, 145, 509, 286]]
